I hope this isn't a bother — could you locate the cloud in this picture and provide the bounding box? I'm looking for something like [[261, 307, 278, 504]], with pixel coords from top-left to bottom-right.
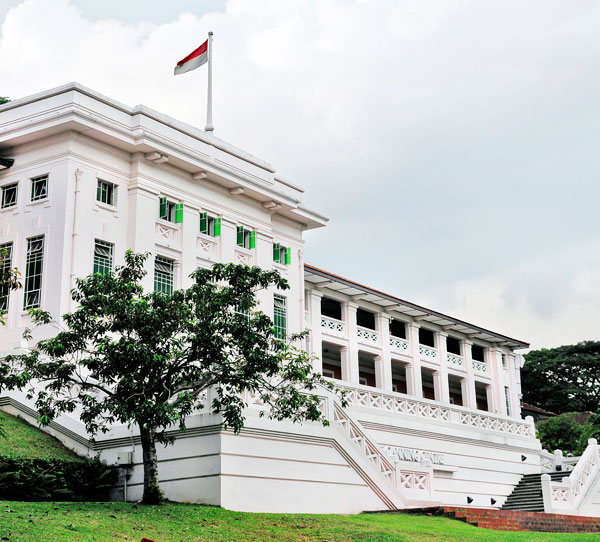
[[1, 0, 600, 349]]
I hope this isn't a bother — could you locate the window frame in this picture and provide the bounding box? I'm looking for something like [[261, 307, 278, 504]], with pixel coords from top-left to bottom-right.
[[0, 242, 13, 312], [1, 182, 18, 209], [96, 179, 116, 207], [30, 175, 49, 202], [154, 255, 175, 294], [93, 240, 114, 276], [273, 294, 287, 339], [23, 235, 45, 310], [159, 197, 183, 224], [237, 226, 256, 250], [199, 211, 221, 237]]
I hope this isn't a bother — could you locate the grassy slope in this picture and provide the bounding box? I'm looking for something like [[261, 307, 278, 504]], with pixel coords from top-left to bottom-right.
[[0, 410, 81, 461], [0, 503, 596, 542]]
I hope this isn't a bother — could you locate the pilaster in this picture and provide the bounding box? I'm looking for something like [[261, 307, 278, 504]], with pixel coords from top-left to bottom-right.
[[408, 323, 423, 398], [436, 331, 450, 403], [377, 313, 393, 391], [308, 290, 324, 374], [345, 302, 360, 384], [462, 340, 476, 409]]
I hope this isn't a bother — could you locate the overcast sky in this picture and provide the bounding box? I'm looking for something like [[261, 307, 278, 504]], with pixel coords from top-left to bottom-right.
[[1, 0, 599, 350]]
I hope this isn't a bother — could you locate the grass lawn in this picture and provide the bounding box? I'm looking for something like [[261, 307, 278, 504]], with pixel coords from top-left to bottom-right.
[[0, 502, 596, 542], [0, 411, 81, 461]]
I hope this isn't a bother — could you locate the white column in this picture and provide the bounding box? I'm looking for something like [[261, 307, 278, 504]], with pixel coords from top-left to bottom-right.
[[488, 347, 505, 415], [436, 331, 450, 404], [345, 302, 360, 384], [377, 313, 393, 391], [408, 323, 423, 398], [308, 290, 324, 374], [462, 340, 476, 409]]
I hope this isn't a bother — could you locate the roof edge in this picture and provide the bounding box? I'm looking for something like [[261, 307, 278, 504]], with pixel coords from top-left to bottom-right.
[[304, 263, 530, 349]]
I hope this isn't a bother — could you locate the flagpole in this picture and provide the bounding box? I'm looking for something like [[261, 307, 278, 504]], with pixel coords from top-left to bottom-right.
[[205, 31, 214, 132]]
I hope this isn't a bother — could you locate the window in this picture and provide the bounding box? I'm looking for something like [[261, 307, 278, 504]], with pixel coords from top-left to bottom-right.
[[154, 256, 174, 294], [273, 294, 287, 339], [159, 197, 183, 223], [419, 328, 435, 347], [30, 175, 48, 202], [389, 319, 406, 339], [321, 297, 342, 320], [1, 183, 18, 209], [96, 180, 116, 206], [0, 242, 13, 311], [446, 336, 461, 355], [24, 236, 44, 309], [93, 240, 114, 276], [472, 345, 485, 362], [357, 308, 376, 330], [200, 212, 221, 237], [273, 243, 291, 265], [501, 353, 507, 369], [237, 226, 256, 249], [504, 386, 511, 416]]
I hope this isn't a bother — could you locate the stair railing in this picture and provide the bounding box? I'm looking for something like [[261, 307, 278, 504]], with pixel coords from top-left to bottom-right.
[[542, 438, 600, 513]]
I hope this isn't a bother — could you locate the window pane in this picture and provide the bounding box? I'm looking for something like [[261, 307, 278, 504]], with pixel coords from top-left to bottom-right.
[[154, 256, 174, 294], [93, 240, 113, 275], [24, 236, 44, 309], [1, 183, 18, 208]]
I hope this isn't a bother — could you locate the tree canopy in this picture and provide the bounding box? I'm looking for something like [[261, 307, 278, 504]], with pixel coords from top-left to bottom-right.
[[522, 341, 600, 414], [10, 252, 340, 503]]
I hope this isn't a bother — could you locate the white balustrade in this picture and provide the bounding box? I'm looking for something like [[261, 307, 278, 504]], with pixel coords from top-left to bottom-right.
[[446, 353, 464, 368], [545, 439, 600, 513], [235, 248, 255, 266], [321, 316, 345, 336], [336, 383, 534, 437], [155, 220, 180, 249], [196, 234, 218, 261], [419, 345, 438, 360], [389, 336, 409, 352], [357, 326, 378, 343], [472, 360, 488, 374]]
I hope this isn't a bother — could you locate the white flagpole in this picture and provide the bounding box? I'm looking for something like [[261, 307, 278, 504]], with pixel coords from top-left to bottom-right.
[[205, 31, 214, 132]]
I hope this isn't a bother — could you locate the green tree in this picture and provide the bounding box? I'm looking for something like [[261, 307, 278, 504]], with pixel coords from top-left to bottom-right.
[[10, 252, 341, 504], [537, 413, 585, 455], [522, 342, 600, 414], [0, 97, 8, 105]]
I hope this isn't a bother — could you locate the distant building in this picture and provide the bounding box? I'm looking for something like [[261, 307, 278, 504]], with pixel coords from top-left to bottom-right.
[[1, 84, 598, 516]]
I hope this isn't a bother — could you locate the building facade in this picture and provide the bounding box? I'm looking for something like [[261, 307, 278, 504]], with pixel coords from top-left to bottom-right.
[[2, 84, 598, 515]]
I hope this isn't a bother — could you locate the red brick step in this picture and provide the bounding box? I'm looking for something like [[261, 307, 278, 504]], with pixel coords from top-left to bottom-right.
[[398, 507, 600, 533]]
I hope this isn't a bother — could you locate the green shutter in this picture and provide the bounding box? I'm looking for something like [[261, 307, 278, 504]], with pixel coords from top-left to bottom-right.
[[159, 197, 167, 219], [249, 231, 256, 249], [200, 212, 208, 234], [175, 203, 184, 223], [273, 243, 280, 263], [237, 226, 244, 246], [214, 217, 221, 237], [284, 246, 292, 265]]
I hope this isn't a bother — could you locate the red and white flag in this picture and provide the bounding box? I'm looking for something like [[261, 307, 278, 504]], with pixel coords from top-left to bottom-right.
[[174, 40, 208, 75]]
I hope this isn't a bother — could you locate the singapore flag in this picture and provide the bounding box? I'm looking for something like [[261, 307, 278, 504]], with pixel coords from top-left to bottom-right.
[[174, 40, 208, 75]]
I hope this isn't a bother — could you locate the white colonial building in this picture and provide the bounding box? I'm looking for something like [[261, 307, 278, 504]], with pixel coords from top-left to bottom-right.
[[1, 84, 599, 516]]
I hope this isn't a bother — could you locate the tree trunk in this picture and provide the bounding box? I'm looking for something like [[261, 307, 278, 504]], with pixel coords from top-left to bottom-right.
[[139, 425, 163, 504]]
